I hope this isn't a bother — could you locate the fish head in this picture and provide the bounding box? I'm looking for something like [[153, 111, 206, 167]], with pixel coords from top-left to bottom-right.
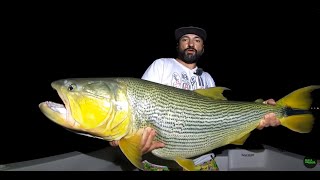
[[39, 78, 132, 141]]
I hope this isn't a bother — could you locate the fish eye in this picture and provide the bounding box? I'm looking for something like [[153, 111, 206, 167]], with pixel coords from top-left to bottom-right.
[[68, 84, 76, 91]]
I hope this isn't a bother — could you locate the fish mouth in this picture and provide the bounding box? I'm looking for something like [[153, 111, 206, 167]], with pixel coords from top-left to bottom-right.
[[39, 99, 79, 130], [45, 101, 67, 114]]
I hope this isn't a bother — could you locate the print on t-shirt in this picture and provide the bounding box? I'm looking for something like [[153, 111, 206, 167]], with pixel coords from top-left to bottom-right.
[[181, 72, 190, 90], [171, 72, 181, 88], [190, 76, 197, 90], [171, 71, 207, 90]]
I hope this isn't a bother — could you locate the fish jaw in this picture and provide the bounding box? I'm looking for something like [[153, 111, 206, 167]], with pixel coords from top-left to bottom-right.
[[39, 101, 80, 130], [41, 78, 134, 141]]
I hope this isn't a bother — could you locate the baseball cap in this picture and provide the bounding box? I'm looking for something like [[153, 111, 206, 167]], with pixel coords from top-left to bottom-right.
[[175, 26, 207, 41]]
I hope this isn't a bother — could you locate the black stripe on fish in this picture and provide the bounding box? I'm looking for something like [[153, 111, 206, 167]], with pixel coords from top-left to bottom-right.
[[285, 107, 312, 116]]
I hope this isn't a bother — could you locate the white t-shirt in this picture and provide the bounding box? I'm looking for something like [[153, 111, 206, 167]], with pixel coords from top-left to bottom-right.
[[142, 58, 215, 90]]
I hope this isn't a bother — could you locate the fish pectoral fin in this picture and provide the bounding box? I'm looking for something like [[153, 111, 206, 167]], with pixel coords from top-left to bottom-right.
[[194, 87, 230, 100], [174, 157, 201, 171], [119, 131, 143, 170], [230, 133, 251, 145]]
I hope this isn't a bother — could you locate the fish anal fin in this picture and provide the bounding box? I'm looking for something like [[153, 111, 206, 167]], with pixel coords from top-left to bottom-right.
[[281, 114, 314, 133], [174, 157, 201, 171], [230, 133, 251, 145], [119, 130, 144, 170], [194, 87, 230, 100]]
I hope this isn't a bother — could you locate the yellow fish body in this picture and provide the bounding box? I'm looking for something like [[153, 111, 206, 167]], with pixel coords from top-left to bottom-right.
[[39, 77, 319, 170]]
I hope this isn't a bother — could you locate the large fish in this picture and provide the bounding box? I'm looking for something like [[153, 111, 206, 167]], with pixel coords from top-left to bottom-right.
[[39, 77, 319, 170]]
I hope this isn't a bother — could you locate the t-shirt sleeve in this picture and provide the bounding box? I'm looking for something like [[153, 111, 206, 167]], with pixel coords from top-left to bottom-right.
[[204, 72, 216, 88], [141, 59, 164, 84]]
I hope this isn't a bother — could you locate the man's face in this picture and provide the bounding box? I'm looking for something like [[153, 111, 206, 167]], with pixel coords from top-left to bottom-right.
[[177, 34, 204, 64]]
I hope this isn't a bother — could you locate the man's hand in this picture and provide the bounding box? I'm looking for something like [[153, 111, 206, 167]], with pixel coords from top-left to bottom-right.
[[140, 127, 165, 154], [257, 99, 281, 130], [109, 127, 165, 154]]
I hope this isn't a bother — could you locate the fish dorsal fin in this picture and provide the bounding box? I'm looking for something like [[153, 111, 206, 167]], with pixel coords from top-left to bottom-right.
[[194, 87, 230, 100], [230, 132, 251, 145], [254, 98, 264, 103], [174, 157, 201, 171], [119, 129, 144, 170]]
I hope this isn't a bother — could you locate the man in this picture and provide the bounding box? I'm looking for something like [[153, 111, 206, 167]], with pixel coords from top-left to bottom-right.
[[110, 26, 280, 170]]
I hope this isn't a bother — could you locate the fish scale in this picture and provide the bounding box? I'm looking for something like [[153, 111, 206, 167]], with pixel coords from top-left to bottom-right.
[[122, 78, 284, 159]]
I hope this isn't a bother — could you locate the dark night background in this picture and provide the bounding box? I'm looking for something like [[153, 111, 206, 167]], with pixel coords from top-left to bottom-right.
[[2, 4, 320, 165]]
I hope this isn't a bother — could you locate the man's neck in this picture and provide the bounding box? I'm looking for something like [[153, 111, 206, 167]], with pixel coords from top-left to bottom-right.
[[175, 58, 196, 69]]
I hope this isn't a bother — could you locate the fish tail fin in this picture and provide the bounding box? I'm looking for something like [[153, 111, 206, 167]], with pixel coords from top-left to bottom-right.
[[276, 85, 320, 133], [280, 114, 314, 133]]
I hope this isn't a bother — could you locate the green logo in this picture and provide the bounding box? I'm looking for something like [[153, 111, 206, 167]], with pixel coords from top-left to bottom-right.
[[303, 157, 317, 168]]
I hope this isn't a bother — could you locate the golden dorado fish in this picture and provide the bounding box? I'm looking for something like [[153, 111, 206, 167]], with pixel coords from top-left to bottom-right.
[[39, 77, 319, 170]]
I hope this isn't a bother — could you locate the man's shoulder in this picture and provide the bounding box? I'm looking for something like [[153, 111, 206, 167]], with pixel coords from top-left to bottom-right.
[[201, 71, 216, 86], [153, 58, 175, 63], [149, 58, 176, 68], [202, 71, 213, 78]]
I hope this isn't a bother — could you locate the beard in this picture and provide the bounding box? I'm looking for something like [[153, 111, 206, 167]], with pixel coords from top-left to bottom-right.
[[177, 47, 203, 64]]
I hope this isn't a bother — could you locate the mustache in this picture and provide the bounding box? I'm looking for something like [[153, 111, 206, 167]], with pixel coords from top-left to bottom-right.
[[184, 47, 197, 53]]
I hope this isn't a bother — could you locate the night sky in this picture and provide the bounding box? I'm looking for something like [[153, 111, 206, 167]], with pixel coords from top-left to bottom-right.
[[3, 6, 320, 165]]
